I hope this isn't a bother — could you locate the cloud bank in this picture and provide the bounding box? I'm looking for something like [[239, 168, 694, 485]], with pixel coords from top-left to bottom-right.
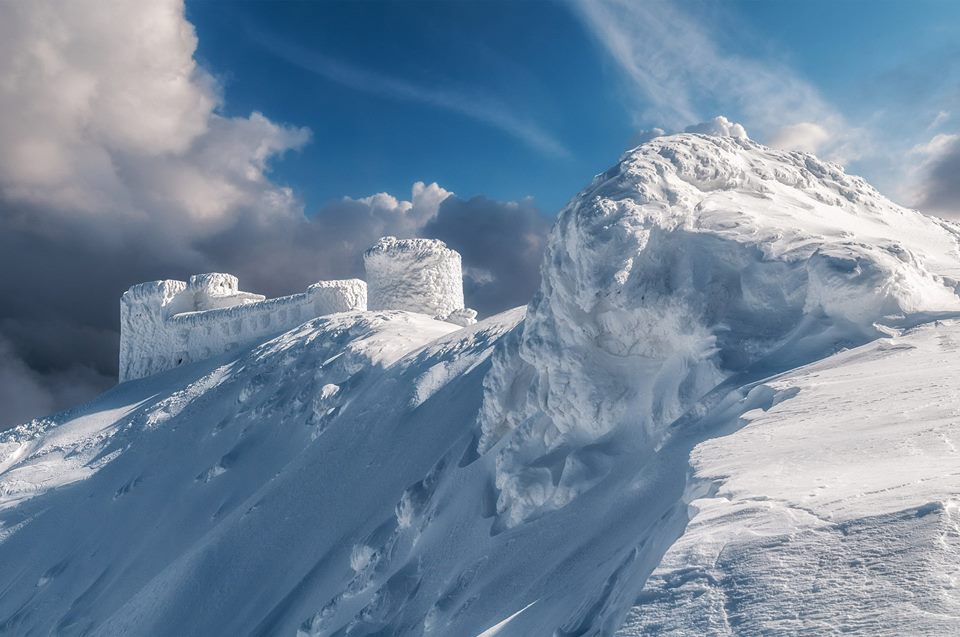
[[908, 134, 960, 217], [0, 0, 549, 429]]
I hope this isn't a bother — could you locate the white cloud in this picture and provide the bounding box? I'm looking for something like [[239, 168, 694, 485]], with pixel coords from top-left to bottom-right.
[[685, 116, 749, 139], [769, 122, 832, 154], [928, 110, 951, 130], [0, 0, 309, 230], [911, 133, 960, 158], [353, 181, 453, 232]]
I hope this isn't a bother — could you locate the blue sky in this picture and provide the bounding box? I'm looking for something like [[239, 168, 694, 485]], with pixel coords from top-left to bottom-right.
[[186, 0, 960, 214], [187, 0, 624, 212]]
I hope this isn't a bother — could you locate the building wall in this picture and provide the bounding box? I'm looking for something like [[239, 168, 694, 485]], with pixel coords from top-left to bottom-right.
[[119, 237, 478, 382], [119, 276, 367, 382], [364, 237, 475, 325]]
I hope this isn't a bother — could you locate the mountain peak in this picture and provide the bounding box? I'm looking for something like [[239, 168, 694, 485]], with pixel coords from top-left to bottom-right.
[[3, 137, 960, 636]]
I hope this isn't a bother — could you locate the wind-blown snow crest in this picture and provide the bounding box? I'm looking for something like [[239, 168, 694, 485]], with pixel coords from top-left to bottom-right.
[[480, 132, 960, 527]]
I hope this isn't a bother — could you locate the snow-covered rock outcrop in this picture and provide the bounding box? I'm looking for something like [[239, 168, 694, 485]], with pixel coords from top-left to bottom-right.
[[119, 274, 367, 381], [364, 237, 478, 326], [480, 132, 960, 527]]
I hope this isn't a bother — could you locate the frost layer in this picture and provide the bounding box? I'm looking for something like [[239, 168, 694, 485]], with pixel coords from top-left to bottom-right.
[[364, 237, 477, 326], [480, 133, 960, 527], [119, 274, 367, 381]]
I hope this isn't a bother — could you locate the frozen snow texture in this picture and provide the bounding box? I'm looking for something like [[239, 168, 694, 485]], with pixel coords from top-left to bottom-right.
[[364, 236, 477, 326], [480, 132, 960, 527], [119, 274, 366, 381], [616, 322, 960, 636]]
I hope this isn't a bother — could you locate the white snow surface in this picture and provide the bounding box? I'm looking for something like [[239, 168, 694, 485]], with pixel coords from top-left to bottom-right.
[[364, 237, 477, 326], [2, 133, 960, 636], [616, 321, 960, 636]]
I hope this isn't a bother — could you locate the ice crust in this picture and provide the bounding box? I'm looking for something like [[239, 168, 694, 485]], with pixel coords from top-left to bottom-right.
[[480, 133, 960, 527], [364, 236, 477, 326]]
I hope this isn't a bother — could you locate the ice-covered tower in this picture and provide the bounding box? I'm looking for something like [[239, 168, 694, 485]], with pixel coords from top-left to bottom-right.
[[119, 279, 194, 382], [363, 237, 477, 326]]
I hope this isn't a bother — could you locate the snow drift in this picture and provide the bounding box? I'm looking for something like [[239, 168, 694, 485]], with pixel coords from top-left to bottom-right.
[[480, 132, 960, 527], [2, 130, 960, 636]]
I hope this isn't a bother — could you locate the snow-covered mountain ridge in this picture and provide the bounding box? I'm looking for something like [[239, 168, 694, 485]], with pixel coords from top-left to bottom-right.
[[1, 133, 959, 636]]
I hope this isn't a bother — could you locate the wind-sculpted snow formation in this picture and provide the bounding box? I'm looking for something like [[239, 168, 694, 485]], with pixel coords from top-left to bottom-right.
[[480, 132, 960, 527], [2, 132, 960, 636]]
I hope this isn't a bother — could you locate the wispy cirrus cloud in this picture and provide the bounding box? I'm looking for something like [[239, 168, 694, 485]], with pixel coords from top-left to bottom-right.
[[247, 27, 569, 158], [571, 0, 862, 161]]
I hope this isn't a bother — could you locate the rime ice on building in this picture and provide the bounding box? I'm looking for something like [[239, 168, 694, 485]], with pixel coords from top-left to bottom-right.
[[363, 237, 477, 326], [119, 237, 476, 382], [119, 275, 367, 381]]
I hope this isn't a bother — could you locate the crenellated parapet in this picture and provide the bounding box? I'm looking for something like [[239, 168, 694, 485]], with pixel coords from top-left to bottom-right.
[[119, 275, 366, 381], [120, 237, 476, 382]]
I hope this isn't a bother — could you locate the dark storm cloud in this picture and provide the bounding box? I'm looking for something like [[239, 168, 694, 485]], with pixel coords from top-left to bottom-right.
[[913, 135, 960, 217], [424, 196, 550, 316]]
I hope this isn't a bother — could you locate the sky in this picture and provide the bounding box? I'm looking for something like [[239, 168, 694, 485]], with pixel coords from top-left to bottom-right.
[[1, 0, 958, 429], [185, 0, 960, 212]]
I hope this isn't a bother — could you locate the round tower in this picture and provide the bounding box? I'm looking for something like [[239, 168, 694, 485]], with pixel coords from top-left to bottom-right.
[[363, 237, 476, 325]]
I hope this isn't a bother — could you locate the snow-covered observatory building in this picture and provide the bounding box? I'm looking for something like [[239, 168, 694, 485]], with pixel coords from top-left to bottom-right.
[[119, 274, 367, 382], [119, 238, 475, 382], [364, 237, 477, 326]]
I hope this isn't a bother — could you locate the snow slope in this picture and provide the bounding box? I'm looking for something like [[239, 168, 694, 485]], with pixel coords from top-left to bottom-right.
[[617, 321, 960, 636], [2, 132, 960, 636]]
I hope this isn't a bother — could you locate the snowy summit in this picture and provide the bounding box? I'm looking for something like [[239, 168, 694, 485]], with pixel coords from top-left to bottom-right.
[[1, 129, 959, 636]]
